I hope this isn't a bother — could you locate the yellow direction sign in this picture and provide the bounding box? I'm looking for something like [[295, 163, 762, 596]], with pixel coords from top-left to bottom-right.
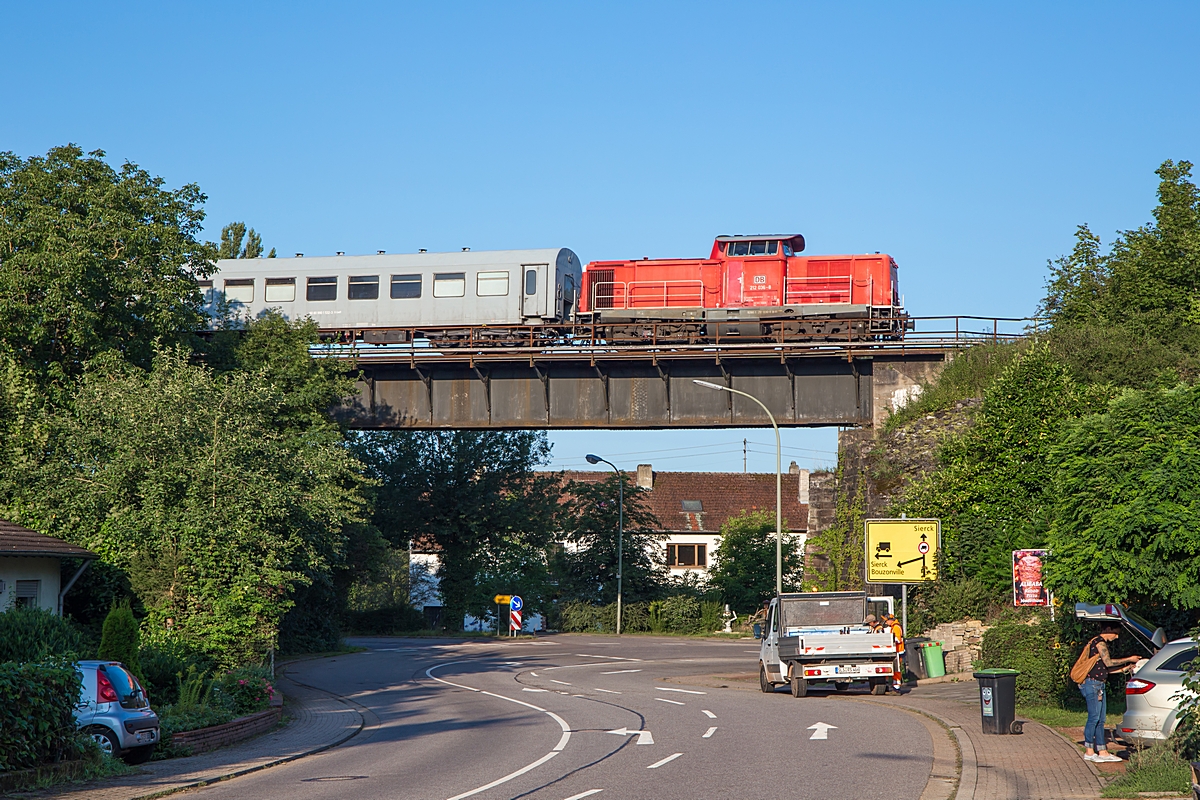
[[865, 519, 940, 583], [494, 595, 513, 605]]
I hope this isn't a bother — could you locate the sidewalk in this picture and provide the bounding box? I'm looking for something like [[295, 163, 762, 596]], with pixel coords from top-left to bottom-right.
[[876, 681, 1106, 800], [21, 671, 363, 800]]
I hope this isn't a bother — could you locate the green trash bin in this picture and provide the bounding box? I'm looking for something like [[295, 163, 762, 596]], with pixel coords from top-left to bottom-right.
[[923, 641, 946, 679]]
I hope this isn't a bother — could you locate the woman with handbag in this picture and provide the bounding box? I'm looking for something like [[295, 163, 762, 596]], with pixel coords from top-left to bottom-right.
[[1073, 623, 1140, 762]]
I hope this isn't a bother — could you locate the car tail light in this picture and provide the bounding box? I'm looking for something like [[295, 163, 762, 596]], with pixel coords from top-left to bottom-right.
[[1125, 679, 1155, 695], [97, 670, 119, 703], [1120, 727, 1135, 733]]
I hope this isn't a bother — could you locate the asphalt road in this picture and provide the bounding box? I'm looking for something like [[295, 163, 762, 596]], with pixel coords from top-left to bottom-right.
[[192, 635, 935, 800]]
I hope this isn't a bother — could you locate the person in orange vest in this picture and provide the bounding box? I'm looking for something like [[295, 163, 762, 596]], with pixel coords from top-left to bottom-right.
[[884, 613, 906, 690]]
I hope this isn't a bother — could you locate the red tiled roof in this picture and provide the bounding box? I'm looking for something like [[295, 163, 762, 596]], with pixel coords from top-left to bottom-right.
[[0, 520, 97, 559], [556, 471, 808, 534]]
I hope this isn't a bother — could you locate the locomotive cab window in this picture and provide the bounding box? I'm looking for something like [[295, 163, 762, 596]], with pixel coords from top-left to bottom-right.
[[264, 277, 295, 303], [306, 276, 337, 301], [524, 269, 537, 295], [349, 275, 380, 300], [391, 274, 421, 299], [476, 271, 509, 297], [433, 272, 466, 298], [223, 279, 254, 304], [726, 241, 778, 257]]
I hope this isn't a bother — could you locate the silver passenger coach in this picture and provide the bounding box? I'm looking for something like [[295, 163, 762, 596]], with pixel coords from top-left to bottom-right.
[[203, 247, 582, 335]]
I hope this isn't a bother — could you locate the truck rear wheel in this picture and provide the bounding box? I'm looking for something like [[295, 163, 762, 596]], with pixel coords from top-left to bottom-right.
[[790, 677, 808, 698], [870, 679, 888, 695], [759, 663, 774, 694]]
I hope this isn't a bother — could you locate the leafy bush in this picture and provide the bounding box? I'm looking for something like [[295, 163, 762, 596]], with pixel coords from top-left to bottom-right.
[[0, 661, 88, 771], [649, 596, 700, 634], [139, 639, 212, 707], [977, 620, 1071, 704], [0, 606, 87, 663], [885, 342, 1025, 431], [909, 578, 998, 633], [343, 605, 426, 635], [560, 596, 722, 635], [212, 666, 275, 715], [97, 600, 141, 679], [560, 600, 615, 633]]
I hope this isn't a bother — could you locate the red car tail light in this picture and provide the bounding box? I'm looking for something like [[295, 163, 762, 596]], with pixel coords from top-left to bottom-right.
[[1125, 679, 1155, 695], [97, 670, 119, 703]]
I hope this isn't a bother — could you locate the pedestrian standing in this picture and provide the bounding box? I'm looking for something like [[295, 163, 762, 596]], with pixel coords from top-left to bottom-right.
[[1073, 623, 1139, 763]]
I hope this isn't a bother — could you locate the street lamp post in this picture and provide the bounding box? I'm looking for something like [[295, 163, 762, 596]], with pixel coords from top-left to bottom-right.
[[693, 380, 783, 596], [586, 454, 625, 635]]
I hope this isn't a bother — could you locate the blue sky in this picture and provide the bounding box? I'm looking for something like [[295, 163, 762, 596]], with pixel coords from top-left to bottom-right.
[[5, 2, 1198, 473]]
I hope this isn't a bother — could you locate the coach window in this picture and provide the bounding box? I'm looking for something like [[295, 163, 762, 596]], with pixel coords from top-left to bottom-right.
[[198, 280, 215, 306], [476, 271, 509, 297], [223, 279, 254, 304], [349, 275, 380, 300], [264, 277, 295, 303], [391, 274, 421, 299], [433, 272, 466, 298], [524, 269, 537, 295], [306, 276, 338, 301]]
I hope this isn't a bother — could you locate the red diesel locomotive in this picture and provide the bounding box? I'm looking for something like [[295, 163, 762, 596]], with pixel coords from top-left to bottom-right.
[[579, 234, 907, 340]]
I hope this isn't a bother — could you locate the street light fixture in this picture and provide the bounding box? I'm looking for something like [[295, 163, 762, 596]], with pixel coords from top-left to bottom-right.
[[693, 380, 783, 596], [585, 453, 625, 634]]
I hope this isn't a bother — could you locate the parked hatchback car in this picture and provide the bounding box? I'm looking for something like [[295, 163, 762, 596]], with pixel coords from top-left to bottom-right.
[[1119, 638, 1198, 748], [73, 660, 160, 763]]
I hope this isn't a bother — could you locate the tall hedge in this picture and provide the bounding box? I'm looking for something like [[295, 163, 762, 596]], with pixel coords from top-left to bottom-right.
[[0, 607, 86, 663], [0, 661, 87, 771], [977, 620, 1071, 704]]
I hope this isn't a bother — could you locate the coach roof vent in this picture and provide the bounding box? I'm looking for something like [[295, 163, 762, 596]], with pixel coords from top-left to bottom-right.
[[337, 251, 345, 256], [295, 253, 303, 258], [462, 247, 471, 252], [419, 248, 427, 253], [378, 250, 386, 254]]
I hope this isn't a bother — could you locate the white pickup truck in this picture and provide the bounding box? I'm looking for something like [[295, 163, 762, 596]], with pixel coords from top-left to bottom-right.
[[755, 591, 898, 697]]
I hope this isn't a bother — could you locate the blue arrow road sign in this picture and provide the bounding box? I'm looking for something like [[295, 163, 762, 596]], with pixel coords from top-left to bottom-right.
[[510, 596, 523, 611]]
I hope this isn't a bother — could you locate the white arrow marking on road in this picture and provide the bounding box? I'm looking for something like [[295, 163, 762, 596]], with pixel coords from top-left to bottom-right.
[[703, 726, 717, 738], [563, 791, 603, 800], [656, 698, 685, 705], [655, 687, 706, 695], [522, 688, 549, 693], [601, 669, 642, 675], [807, 722, 838, 740], [607, 727, 654, 745], [701, 710, 716, 719], [647, 753, 682, 769]]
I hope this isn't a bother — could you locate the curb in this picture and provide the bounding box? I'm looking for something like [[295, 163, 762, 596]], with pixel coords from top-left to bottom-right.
[[851, 696, 967, 800], [130, 672, 368, 800]]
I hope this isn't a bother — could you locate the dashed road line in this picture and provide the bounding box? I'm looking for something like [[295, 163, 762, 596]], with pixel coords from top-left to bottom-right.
[[601, 669, 642, 675], [523, 688, 549, 693], [701, 710, 716, 719], [647, 753, 683, 769], [550, 679, 573, 686], [656, 698, 685, 706], [655, 687, 706, 695], [563, 791, 603, 800], [594, 688, 621, 694], [703, 726, 717, 739]]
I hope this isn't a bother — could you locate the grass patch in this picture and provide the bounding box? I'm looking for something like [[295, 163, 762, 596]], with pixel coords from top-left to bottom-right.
[[884, 341, 1025, 431], [1017, 698, 1125, 729], [1099, 745, 1191, 798]]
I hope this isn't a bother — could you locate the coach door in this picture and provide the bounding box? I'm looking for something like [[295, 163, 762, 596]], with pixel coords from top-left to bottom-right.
[[521, 264, 547, 319]]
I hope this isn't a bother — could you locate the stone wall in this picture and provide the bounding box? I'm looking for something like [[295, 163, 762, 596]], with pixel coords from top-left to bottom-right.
[[170, 706, 282, 754], [921, 618, 989, 675]]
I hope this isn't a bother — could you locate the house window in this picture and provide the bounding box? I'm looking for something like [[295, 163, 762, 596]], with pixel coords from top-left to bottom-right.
[[14, 580, 40, 610], [264, 277, 296, 302], [681, 500, 703, 512], [223, 279, 254, 304], [666, 544, 707, 568], [391, 274, 421, 299], [307, 276, 338, 301], [476, 271, 509, 297], [349, 275, 380, 300], [433, 273, 466, 298]]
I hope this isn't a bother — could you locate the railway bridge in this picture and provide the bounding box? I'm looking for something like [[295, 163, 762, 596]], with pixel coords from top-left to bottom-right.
[[331, 316, 1031, 430]]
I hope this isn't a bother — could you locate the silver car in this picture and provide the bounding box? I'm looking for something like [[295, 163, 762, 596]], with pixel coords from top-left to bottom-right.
[[73, 660, 160, 763], [1118, 638, 1198, 748]]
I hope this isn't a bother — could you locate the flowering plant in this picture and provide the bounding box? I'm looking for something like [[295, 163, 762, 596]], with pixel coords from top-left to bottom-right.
[[212, 666, 276, 715]]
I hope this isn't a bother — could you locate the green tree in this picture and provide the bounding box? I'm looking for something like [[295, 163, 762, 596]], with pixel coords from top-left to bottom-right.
[[98, 600, 142, 678], [1044, 383, 1200, 610], [0, 145, 215, 383], [352, 430, 562, 631], [707, 509, 803, 612], [806, 466, 865, 591], [216, 221, 275, 260], [555, 474, 666, 606]]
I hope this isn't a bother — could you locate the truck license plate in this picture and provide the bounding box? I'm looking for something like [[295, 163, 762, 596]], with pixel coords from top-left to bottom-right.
[[838, 665, 860, 675]]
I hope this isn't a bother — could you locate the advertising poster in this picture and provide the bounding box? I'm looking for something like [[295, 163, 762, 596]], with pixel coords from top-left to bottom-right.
[[1012, 549, 1050, 607]]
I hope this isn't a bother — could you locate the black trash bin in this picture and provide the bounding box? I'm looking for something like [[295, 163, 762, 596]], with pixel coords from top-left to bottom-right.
[[973, 668, 1023, 735], [907, 637, 931, 680]]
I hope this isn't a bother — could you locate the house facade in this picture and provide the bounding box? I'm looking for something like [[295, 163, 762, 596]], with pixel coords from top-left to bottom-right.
[[0, 520, 97, 614]]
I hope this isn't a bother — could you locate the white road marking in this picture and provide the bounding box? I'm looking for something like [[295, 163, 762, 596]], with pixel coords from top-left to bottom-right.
[[601, 669, 642, 675], [656, 698, 685, 706], [576, 654, 642, 661], [655, 687, 706, 695], [647, 753, 683, 769], [550, 679, 572, 686], [701, 710, 716, 719], [594, 688, 621, 694], [807, 722, 837, 740], [607, 727, 654, 745], [426, 661, 572, 800], [530, 671, 538, 677], [563, 791, 603, 800], [703, 726, 717, 738], [523, 688, 549, 693]]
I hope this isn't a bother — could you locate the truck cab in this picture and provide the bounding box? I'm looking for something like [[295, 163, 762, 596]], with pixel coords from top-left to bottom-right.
[[756, 591, 897, 697]]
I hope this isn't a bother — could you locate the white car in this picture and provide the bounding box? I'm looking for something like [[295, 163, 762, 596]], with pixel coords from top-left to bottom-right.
[[1119, 638, 1197, 748]]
